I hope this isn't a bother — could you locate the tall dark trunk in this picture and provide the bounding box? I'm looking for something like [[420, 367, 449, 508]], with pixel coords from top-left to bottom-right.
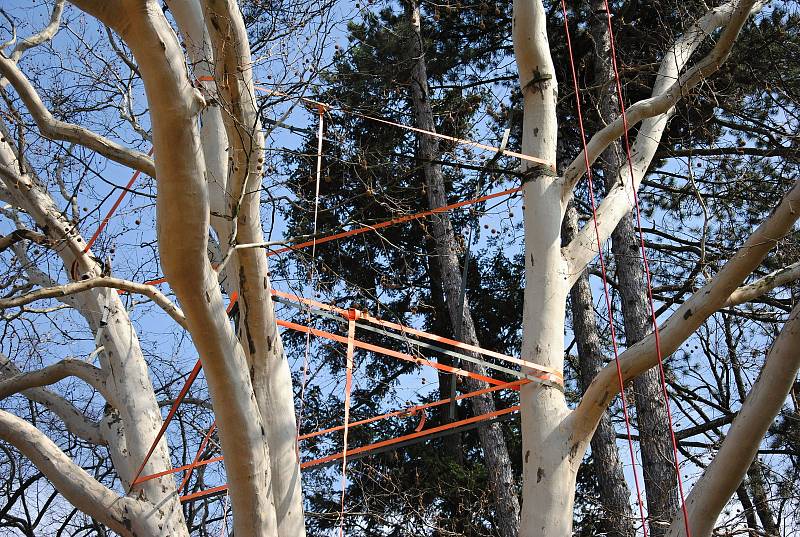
[[426, 235, 464, 462], [564, 203, 635, 537], [590, 3, 678, 534], [403, 2, 520, 535]]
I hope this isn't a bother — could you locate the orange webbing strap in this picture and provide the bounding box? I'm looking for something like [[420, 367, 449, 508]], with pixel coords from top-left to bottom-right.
[[83, 147, 154, 254], [253, 86, 555, 170], [272, 289, 563, 385], [299, 378, 526, 441], [177, 403, 521, 504], [131, 187, 521, 289], [300, 404, 519, 469], [136, 380, 524, 486], [276, 318, 509, 388], [339, 311, 357, 537], [266, 186, 521, 257]]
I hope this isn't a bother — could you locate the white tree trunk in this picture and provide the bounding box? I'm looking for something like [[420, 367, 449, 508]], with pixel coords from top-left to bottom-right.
[[0, 123, 189, 535], [513, 0, 581, 534], [87, 3, 279, 534]]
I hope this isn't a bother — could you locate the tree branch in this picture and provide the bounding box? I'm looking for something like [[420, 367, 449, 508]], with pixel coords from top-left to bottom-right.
[[0, 354, 105, 445], [0, 276, 187, 329], [666, 303, 800, 537], [562, 0, 760, 196], [0, 228, 48, 253], [0, 359, 108, 402], [0, 52, 154, 177], [724, 261, 800, 307], [571, 177, 800, 440], [8, 0, 64, 61], [0, 409, 139, 535], [561, 0, 762, 282]]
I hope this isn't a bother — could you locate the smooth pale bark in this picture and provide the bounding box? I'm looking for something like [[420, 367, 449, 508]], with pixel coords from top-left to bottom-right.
[[0, 359, 107, 401], [725, 261, 800, 307], [0, 52, 155, 176], [200, 2, 304, 532], [665, 303, 800, 537], [404, 3, 520, 534], [564, 204, 635, 537], [86, 3, 278, 534], [514, 0, 579, 534], [0, 122, 188, 535], [0, 353, 106, 445], [0, 273, 187, 328], [0, 410, 147, 536], [513, 0, 766, 534], [724, 319, 780, 536]]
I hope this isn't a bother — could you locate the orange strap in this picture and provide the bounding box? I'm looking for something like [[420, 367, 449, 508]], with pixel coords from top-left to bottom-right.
[[276, 318, 509, 388], [83, 147, 154, 254], [136, 379, 525, 486], [272, 289, 563, 384], [266, 186, 521, 257], [131, 186, 521, 289], [177, 404, 520, 504], [178, 420, 216, 493]]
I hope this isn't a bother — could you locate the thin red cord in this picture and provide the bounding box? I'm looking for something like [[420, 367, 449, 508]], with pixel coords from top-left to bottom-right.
[[558, 2, 649, 534], [600, 3, 692, 535], [83, 148, 154, 253]]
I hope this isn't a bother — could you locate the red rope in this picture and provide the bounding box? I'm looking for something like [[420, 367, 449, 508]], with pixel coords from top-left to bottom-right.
[[83, 148, 154, 254], [130, 294, 238, 488], [130, 359, 202, 489], [558, 2, 649, 533], [600, 3, 692, 534]]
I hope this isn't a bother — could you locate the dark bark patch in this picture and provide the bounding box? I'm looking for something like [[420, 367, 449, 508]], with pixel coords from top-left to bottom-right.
[[525, 450, 530, 463], [537, 467, 545, 483], [683, 308, 693, 320]]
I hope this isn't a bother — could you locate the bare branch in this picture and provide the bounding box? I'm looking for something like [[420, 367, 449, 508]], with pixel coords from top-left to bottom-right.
[[666, 303, 800, 537], [0, 358, 107, 402], [0, 409, 139, 535], [724, 261, 800, 307], [0, 276, 187, 329], [571, 177, 800, 440], [0, 354, 105, 445], [0, 52, 155, 177], [0, 228, 48, 253], [9, 0, 64, 61], [561, 0, 760, 197], [561, 0, 762, 284]]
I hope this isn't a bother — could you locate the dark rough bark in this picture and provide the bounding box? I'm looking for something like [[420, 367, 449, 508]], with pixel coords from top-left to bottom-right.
[[735, 482, 760, 536], [564, 203, 636, 537], [589, 4, 679, 534], [426, 235, 464, 462], [403, 2, 520, 535], [746, 461, 779, 536]]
